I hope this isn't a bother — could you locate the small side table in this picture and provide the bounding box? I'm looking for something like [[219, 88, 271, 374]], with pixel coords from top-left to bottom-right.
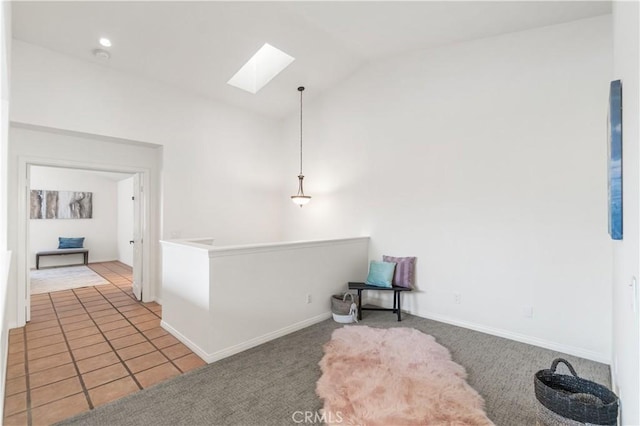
[[348, 282, 412, 321]]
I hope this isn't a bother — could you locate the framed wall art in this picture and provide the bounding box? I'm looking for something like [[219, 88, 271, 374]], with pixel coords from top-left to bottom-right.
[[608, 80, 622, 240], [30, 190, 93, 219]]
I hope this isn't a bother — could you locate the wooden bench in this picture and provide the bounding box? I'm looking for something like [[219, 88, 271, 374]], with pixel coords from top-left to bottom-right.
[[348, 282, 412, 321], [36, 249, 89, 269]]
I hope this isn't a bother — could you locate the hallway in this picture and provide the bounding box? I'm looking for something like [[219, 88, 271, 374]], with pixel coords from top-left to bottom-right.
[[3, 262, 205, 425]]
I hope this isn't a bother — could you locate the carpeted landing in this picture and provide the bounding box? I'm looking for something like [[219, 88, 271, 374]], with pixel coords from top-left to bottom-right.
[[57, 310, 610, 426]]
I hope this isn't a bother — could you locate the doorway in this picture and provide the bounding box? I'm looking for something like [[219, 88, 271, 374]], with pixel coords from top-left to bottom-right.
[[28, 167, 137, 294], [17, 160, 150, 325]]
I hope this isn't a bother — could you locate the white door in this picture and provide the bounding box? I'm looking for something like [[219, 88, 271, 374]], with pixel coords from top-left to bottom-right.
[[25, 165, 31, 322], [132, 173, 144, 300]]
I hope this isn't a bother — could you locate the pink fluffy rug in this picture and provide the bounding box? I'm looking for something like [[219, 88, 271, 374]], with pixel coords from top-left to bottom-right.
[[316, 326, 494, 426]]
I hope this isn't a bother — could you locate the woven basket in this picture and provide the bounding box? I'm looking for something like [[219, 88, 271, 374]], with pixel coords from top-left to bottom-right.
[[534, 358, 618, 425], [536, 401, 599, 426], [331, 293, 358, 315]]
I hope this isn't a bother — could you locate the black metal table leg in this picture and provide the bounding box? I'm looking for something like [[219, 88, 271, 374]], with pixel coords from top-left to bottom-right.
[[347, 282, 412, 322]]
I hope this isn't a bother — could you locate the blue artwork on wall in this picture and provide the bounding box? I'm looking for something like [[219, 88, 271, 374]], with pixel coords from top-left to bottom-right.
[[608, 80, 622, 240]]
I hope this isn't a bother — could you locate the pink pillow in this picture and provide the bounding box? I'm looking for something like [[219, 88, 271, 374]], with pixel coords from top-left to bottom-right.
[[382, 255, 416, 288]]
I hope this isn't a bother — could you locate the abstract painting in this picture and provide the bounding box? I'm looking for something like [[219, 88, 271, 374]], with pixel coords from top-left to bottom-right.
[[30, 190, 93, 219], [608, 80, 622, 240]]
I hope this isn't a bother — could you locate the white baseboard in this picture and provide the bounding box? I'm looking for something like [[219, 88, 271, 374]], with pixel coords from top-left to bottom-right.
[[422, 311, 608, 363], [160, 320, 210, 361], [365, 295, 609, 364], [162, 311, 332, 364], [29, 257, 121, 269], [202, 312, 332, 363], [90, 258, 121, 263]]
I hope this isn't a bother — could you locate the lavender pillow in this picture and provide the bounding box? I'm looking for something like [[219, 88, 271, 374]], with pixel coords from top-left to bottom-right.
[[382, 255, 416, 288]]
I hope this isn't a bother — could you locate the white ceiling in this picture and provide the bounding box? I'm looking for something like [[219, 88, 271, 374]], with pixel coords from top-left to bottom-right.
[[12, 1, 611, 119]]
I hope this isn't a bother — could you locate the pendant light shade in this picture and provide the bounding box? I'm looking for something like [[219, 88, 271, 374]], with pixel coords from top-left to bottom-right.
[[291, 174, 311, 206], [291, 86, 311, 207]]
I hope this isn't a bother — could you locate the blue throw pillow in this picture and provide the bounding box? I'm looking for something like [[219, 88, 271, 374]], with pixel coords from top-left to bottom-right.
[[365, 260, 396, 288], [58, 237, 85, 249]]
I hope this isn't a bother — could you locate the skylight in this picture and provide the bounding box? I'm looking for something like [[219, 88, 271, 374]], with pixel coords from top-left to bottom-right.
[[227, 43, 295, 94]]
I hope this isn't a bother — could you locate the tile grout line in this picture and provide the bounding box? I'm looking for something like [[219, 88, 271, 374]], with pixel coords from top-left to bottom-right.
[[8, 262, 194, 424], [51, 295, 148, 389], [23, 327, 32, 426], [89, 272, 184, 366], [70, 286, 145, 393], [8, 263, 161, 424], [48, 292, 95, 411], [91, 284, 186, 374], [88, 263, 134, 296]]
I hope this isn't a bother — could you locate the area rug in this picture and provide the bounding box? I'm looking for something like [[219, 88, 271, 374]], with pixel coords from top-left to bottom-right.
[[316, 326, 495, 426], [31, 265, 109, 294]]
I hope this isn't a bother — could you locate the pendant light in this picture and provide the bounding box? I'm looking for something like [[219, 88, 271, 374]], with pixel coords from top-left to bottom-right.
[[291, 86, 311, 207]]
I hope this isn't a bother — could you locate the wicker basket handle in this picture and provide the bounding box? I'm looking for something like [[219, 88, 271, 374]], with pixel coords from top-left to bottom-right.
[[342, 293, 355, 304], [550, 358, 579, 377]]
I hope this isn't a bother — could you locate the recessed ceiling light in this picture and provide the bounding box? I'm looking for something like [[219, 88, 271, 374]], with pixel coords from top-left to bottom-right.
[[99, 37, 112, 48], [227, 43, 295, 94]]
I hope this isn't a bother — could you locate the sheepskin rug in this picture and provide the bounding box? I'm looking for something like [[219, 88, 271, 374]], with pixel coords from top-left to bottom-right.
[[316, 326, 494, 426]]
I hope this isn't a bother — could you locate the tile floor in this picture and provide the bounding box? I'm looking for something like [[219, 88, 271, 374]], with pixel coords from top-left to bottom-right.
[[3, 261, 206, 425]]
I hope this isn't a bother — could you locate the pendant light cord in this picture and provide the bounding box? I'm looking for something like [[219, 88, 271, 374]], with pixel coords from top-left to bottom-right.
[[299, 86, 304, 176], [291, 86, 310, 205]]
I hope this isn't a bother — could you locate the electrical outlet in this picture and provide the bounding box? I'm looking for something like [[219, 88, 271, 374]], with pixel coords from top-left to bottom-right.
[[306, 294, 312, 304], [523, 306, 534, 318], [454, 292, 461, 304]]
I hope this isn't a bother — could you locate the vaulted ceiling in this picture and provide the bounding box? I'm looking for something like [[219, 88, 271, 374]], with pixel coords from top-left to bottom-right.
[[12, 1, 611, 119]]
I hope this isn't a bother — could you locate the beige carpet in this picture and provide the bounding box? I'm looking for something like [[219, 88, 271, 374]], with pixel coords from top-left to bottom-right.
[[30, 265, 109, 294], [59, 310, 610, 426]]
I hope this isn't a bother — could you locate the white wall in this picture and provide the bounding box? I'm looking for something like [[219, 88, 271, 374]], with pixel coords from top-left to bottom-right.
[[0, 0, 10, 422], [117, 176, 134, 266], [29, 166, 120, 268], [282, 16, 613, 362], [7, 40, 286, 328], [611, 2, 640, 424], [0, 0, 8, 250], [10, 40, 285, 246], [8, 126, 162, 326]]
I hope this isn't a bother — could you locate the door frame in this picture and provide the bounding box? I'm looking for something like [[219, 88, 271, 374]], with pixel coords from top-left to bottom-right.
[[17, 156, 151, 326], [131, 172, 144, 301]]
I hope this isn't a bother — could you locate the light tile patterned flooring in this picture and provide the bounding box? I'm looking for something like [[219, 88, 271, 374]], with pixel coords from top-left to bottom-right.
[[3, 261, 206, 425]]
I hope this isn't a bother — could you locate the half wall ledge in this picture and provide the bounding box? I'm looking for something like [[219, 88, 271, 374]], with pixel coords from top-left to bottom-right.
[[160, 236, 369, 363]]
